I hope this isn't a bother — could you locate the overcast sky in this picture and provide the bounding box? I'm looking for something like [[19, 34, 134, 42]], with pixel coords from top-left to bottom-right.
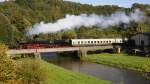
[[64, 0, 150, 8]]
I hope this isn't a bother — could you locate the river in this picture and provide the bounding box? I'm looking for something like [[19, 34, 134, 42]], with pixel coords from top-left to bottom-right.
[[42, 52, 150, 84]]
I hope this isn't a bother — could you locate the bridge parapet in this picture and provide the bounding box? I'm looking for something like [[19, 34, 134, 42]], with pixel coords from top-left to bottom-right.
[[7, 49, 37, 55], [81, 46, 113, 51]]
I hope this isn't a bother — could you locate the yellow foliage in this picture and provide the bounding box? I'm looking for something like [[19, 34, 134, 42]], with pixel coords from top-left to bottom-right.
[[0, 43, 16, 83]]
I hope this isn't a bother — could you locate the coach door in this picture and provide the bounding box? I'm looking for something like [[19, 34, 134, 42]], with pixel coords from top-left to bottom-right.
[[141, 40, 144, 47]]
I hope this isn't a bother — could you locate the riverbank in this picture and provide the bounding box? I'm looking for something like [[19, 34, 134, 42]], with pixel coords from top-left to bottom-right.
[[86, 53, 150, 72], [38, 59, 110, 84]]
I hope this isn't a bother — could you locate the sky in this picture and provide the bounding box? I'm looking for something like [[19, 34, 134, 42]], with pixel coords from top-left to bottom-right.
[[64, 0, 150, 8], [0, 0, 5, 2], [0, 0, 150, 8]]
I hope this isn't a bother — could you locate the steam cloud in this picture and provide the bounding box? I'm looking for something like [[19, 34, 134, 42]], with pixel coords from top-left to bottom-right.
[[27, 9, 146, 35]]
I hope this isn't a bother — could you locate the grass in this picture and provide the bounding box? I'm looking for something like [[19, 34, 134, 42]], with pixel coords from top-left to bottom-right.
[[86, 53, 150, 72], [35, 59, 110, 84]]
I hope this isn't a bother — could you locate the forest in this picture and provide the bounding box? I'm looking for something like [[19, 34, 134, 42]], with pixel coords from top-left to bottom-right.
[[0, 0, 150, 48]]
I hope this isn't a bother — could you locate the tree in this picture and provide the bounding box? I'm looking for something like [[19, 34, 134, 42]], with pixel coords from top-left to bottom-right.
[[0, 0, 150, 48], [48, 32, 62, 40], [0, 13, 16, 48], [136, 22, 149, 33], [0, 43, 16, 83], [76, 27, 105, 38], [16, 59, 49, 84], [62, 30, 77, 39]]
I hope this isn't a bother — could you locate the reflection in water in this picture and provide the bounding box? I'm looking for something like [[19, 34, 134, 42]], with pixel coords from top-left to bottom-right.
[[42, 53, 150, 84]]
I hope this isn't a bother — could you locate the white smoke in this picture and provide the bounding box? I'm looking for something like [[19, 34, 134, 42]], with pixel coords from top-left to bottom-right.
[[27, 9, 146, 35]]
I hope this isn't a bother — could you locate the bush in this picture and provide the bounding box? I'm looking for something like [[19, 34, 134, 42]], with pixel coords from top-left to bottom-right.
[[0, 43, 16, 83], [16, 59, 49, 84]]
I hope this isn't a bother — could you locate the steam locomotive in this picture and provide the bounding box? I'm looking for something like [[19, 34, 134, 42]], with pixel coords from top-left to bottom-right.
[[19, 40, 70, 49], [19, 38, 127, 49]]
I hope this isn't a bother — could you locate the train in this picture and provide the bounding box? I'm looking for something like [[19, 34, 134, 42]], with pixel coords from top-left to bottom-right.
[[19, 38, 127, 49], [19, 40, 70, 49]]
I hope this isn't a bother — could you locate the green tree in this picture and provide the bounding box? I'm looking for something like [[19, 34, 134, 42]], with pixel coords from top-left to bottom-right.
[[62, 30, 77, 39], [16, 59, 49, 84], [0, 0, 150, 48], [136, 22, 149, 33], [0, 13, 16, 48]]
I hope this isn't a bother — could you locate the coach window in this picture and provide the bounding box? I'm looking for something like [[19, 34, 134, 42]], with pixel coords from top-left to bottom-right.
[[81, 41, 83, 44], [97, 41, 100, 43], [78, 41, 80, 44], [94, 41, 96, 43], [88, 41, 90, 43], [106, 41, 109, 43], [86, 41, 88, 44], [109, 41, 111, 43], [91, 41, 93, 43]]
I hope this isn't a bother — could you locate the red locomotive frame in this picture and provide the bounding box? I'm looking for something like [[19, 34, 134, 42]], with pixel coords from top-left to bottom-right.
[[19, 40, 70, 49]]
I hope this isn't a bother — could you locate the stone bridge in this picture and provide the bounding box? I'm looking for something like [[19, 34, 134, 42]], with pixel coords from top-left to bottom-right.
[[7, 46, 118, 58]]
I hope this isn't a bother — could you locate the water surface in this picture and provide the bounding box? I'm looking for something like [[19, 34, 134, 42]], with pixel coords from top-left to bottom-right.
[[42, 53, 150, 84]]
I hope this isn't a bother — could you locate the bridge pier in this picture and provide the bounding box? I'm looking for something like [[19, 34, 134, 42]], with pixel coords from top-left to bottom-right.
[[113, 45, 121, 54], [117, 47, 121, 54], [34, 52, 41, 59], [78, 48, 87, 59]]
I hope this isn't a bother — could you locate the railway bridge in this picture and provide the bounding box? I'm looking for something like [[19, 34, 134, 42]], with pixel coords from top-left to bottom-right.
[[7, 46, 120, 59]]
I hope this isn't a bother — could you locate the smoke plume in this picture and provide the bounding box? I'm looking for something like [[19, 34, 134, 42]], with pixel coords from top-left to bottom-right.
[[27, 9, 146, 35]]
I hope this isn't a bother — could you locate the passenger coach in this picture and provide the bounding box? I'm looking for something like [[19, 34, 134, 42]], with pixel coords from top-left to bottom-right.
[[71, 38, 124, 46]]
